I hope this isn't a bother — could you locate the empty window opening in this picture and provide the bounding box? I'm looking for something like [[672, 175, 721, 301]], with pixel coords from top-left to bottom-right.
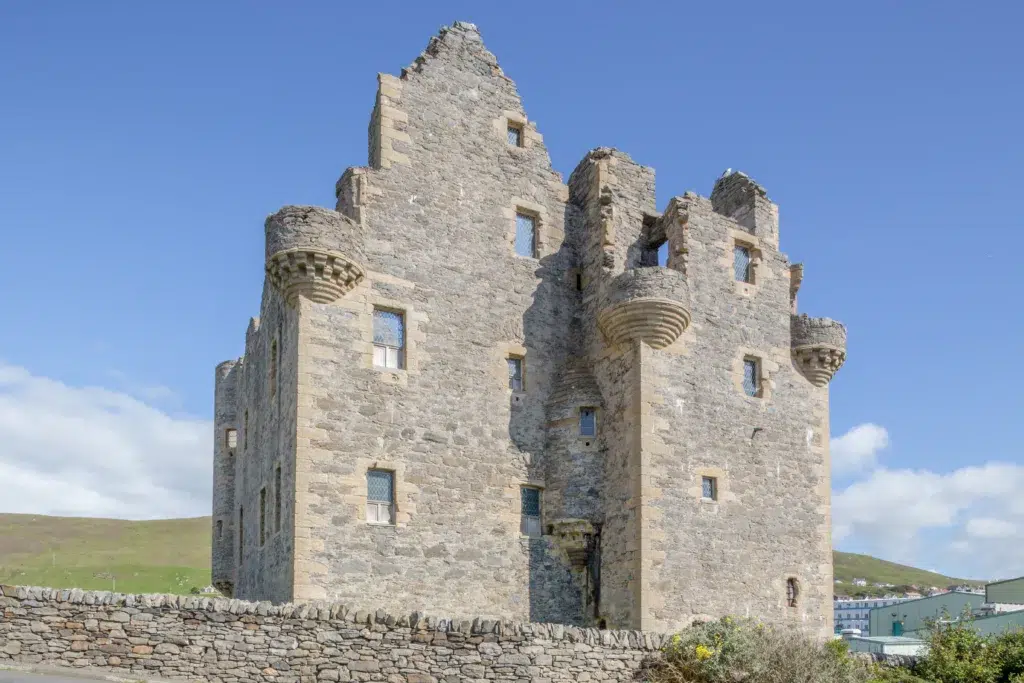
[[787, 578, 800, 608], [366, 469, 395, 524], [508, 356, 525, 392], [575, 272, 583, 291], [702, 476, 718, 501], [259, 488, 267, 546], [507, 123, 523, 147], [243, 411, 249, 451], [274, 464, 282, 533], [734, 244, 753, 283], [743, 357, 761, 397], [657, 241, 669, 267], [520, 486, 542, 537], [515, 212, 537, 258], [579, 407, 597, 437], [373, 309, 405, 369], [216, 519, 223, 540], [238, 507, 244, 561], [225, 428, 237, 450]]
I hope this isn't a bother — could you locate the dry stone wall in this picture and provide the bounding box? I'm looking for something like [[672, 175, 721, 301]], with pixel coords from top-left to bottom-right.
[[0, 586, 663, 683]]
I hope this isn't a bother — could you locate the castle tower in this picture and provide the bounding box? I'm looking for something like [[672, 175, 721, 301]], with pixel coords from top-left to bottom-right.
[[212, 22, 846, 637]]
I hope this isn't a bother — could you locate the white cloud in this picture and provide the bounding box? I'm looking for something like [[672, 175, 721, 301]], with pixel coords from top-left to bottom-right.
[[0, 363, 211, 519], [966, 518, 1017, 539], [833, 460, 1024, 578], [831, 423, 889, 474]]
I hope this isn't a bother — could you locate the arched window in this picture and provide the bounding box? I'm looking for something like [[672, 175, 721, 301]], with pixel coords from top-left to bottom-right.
[[786, 578, 799, 608]]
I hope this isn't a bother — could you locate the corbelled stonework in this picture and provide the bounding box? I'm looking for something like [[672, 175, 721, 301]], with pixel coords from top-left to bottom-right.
[[211, 21, 848, 639]]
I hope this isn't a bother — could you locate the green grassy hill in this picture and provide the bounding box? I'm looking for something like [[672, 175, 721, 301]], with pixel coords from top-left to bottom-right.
[[0, 514, 987, 596], [833, 550, 985, 593], [0, 513, 211, 594]]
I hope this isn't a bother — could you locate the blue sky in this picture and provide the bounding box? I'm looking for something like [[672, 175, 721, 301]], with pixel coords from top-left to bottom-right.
[[0, 1, 1021, 580]]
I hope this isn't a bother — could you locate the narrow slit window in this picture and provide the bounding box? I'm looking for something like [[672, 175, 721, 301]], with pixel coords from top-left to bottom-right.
[[216, 519, 223, 540], [225, 428, 237, 450], [507, 123, 523, 147], [787, 578, 800, 608], [743, 358, 760, 397], [372, 309, 405, 369], [243, 411, 249, 451], [508, 356, 524, 392], [238, 507, 244, 561], [702, 476, 717, 501], [259, 488, 266, 546], [274, 464, 282, 533], [270, 339, 278, 398], [515, 213, 536, 258], [366, 469, 395, 524], [520, 486, 542, 537], [579, 407, 597, 437], [734, 244, 753, 283]]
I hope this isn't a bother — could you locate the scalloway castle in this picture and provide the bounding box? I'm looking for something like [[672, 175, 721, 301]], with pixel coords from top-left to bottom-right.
[[211, 21, 848, 638]]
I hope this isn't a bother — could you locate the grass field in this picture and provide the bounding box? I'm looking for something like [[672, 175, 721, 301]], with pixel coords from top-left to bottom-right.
[[0, 513, 985, 596], [0, 514, 211, 594]]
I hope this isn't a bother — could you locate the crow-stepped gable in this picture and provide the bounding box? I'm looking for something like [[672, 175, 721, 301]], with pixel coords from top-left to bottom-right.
[[212, 21, 847, 638]]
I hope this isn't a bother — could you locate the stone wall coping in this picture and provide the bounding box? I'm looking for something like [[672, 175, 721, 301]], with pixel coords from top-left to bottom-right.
[[0, 585, 668, 650]]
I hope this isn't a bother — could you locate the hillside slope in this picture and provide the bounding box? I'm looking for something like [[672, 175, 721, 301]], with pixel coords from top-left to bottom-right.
[[0, 513, 211, 594], [0, 514, 984, 595], [834, 550, 984, 589]]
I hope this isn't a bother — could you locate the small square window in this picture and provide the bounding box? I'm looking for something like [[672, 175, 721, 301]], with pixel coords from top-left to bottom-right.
[[373, 309, 405, 369], [515, 213, 536, 258], [743, 358, 760, 397], [701, 476, 717, 501], [579, 407, 597, 437], [225, 428, 237, 450], [507, 123, 523, 147], [508, 356, 524, 391], [734, 244, 753, 283], [367, 469, 395, 525], [520, 486, 541, 537]]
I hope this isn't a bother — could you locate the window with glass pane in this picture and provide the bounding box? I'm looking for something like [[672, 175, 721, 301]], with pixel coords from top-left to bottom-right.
[[743, 358, 760, 397], [508, 357, 524, 391], [520, 486, 541, 537], [225, 428, 237, 450], [702, 476, 717, 501], [372, 309, 405, 369], [507, 125, 522, 147], [366, 469, 395, 524], [734, 244, 752, 282], [579, 408, 597, 437], [515, 213, 536, 258]]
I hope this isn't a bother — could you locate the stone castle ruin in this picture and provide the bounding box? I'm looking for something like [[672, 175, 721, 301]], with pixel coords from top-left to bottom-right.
[[212, 21, 847, 638]]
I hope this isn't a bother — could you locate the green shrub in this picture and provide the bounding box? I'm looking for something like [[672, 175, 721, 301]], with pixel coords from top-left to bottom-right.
[[991, 629, 1024, 683], [914, 611, 999, 683], [651, 616, 871, 683]]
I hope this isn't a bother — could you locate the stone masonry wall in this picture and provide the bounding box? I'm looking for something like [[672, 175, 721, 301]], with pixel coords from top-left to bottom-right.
[[0, 586, 662, 683]]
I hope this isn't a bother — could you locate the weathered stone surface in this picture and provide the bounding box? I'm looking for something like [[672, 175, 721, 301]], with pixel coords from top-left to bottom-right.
[[210, 19, 842, 639]]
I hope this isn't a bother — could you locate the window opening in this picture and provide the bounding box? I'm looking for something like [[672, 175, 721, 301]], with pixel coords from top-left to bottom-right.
[[225, 428, 237, 450], [366, 469, 395, 524], [734, 244, 753, 283], [216, 520, 223, 540], [702, 476, 717, 501], [373, 309, 405, 369], [270, 339, 278, 398], [515, 213, 536, 258], [579, 407, 597, 437], [507, 123, 523, 147], [238, 507, 244, 561], [520, 486, 542, 537], [508, 356, 524, 392], [259, 488, 266, 546], [274, 465, 282, 533], [743, 358, 760, 397], [787, 578, 800, 608]]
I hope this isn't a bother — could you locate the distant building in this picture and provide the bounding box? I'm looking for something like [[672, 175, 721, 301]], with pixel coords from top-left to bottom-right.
[[870, 591, 986, 637], [844, 635, 927, 657], [852, 578, 867, 587], [986, 576, 1024, 606], [834, 597, 910, 634]]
